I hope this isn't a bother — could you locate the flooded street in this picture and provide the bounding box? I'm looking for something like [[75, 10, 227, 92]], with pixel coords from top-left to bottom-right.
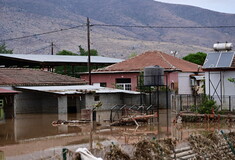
[[0, 110, 234, 159], [0, 114, 83, 146]]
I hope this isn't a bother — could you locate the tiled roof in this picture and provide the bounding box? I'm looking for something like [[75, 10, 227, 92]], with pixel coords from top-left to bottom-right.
[[95, 51, 201, 72], [0, 68, 87, 86]]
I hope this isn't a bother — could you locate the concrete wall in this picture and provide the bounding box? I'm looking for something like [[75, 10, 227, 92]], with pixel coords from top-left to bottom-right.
[[15, 91, 43, 114], [178, 72, 193, 95], [84, 93, 141, 110], [13, 89, 141, 114], [85, 93, 123, 110], [145, 91, 173, 108], [42, 95, 58, 113], [123, 94, 141, 106], [58, 96, 67, 114], [15, 91, 58, 114]]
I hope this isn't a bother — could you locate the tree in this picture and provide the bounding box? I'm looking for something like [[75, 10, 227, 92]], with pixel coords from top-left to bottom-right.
[[55, 47, 100, 77], [182, 52, 207, 65], [79, 45, 98, 56], [55, 50, 78, 76], [0, 43, 13, 54], [57, 50, 78, 56]]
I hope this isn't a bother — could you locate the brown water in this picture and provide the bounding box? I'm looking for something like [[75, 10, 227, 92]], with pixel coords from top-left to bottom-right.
[[0, 113, 83, 146], [0, 110, 234, 159], [1, 110, 232, 146]]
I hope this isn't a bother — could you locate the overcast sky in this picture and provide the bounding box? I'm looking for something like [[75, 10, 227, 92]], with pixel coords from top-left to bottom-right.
[[155, 0, 235, 14]]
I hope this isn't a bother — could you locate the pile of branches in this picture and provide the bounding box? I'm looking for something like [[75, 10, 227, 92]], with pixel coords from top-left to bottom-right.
[[188, 132, 235, 159], [104, 138, 176, 160]]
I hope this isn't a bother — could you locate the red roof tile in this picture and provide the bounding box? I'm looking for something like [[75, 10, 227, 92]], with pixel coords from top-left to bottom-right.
[[96, 51, 201, 72], [0, 68, 87, 86]]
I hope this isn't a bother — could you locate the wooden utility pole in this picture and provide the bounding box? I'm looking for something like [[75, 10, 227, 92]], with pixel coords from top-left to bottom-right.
[[51, 42, 54, 55], [87, 17, 92, 85]]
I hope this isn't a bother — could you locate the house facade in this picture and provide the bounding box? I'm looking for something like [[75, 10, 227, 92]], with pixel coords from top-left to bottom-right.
[[81, 51, 204, 95], [203, 50, 235, 110]]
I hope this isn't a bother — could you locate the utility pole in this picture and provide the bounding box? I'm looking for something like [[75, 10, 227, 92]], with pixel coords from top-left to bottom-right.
[[87, 17, 92, 85], [51, 42, 54, 55]]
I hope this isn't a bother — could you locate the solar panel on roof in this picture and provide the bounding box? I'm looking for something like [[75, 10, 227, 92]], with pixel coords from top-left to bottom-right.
[[203, 52, 235, 68], [217, 52, 234, 67], [203, 52, 220, 68]]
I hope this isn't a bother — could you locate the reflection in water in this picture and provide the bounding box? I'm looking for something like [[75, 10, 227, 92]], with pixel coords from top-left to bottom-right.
[[0, 113, 82, 146], [0, 110, 234, 147]]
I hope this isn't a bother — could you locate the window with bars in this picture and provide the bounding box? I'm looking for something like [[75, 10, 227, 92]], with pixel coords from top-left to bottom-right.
[[115, 78, 132, 90]]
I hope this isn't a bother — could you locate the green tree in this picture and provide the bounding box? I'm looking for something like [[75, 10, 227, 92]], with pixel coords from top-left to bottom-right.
[[55, 47, 100, 77], [79, 45, 98, 56], [182, 52, 207, 65], [57, 50, 78, 56], [0, 43, 13, 54], [55, 50, 79, 77]]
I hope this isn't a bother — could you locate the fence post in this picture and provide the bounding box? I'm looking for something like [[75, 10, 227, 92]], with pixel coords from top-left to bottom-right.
[[62, 148, 68, 160], [229, 96, 231, 111], [180, 95, 182, 111]]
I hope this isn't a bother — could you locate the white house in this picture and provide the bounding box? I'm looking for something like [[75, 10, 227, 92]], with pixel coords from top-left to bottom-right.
[[203, 47, 235, 110]]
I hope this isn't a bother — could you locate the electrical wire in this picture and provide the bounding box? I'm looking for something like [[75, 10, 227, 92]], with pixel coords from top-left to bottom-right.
[[23, 45, 51, 54], [92, 24, 235, 29], [1, 23, 235, 43], [0, 24, 86, 42]]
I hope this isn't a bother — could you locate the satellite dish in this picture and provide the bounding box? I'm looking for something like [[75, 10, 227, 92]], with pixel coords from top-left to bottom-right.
[[170, 51, 178, 56]]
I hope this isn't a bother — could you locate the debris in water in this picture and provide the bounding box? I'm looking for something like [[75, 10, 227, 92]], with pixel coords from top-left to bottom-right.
[[104, 143, 131, 160], [110, 112, 158, 126]]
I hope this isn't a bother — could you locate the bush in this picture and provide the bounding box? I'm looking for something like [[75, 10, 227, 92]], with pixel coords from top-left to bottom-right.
[[191, 95, 217, 114]]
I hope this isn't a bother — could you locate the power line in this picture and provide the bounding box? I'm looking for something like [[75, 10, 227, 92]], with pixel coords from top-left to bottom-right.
[[1, 23, 235, 43], [92, 24, 235, 29], [23, 45, 51, 54], [0, 24, 86, 42]]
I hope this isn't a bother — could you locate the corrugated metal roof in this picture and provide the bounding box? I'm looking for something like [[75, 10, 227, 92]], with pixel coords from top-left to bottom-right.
[[16, 85, 140, 95], [0, 54, 123, 64]]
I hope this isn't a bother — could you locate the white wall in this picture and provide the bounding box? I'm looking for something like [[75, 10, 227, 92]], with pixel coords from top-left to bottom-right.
[[205, 71, 235, 96], [205, 71, 235, 110], [178, 72, 192, 95]]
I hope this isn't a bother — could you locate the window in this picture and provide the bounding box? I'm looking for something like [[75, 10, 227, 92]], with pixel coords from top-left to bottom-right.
[[100, 82, 107, 87], [116, 78, 132, 90], [94, 95, 100, 101], [116, 78, 131, 83]]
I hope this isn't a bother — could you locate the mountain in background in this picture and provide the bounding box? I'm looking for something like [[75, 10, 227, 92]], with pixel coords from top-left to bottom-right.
[[0, 0, 235, 59]]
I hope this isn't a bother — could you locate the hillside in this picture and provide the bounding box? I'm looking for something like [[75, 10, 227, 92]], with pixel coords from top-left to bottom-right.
[[0, 0, 234, 58]]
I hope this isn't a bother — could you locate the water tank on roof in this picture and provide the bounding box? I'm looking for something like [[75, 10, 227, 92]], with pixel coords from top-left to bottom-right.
[[213, 42, 233, 51], [144, 65, 165, 86]]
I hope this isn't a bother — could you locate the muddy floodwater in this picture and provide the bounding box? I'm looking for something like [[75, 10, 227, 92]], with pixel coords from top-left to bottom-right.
[[0, 110, 234, 159]]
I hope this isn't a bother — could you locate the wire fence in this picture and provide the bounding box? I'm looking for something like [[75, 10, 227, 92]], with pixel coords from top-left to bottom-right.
[[172, 94, 235, 113]]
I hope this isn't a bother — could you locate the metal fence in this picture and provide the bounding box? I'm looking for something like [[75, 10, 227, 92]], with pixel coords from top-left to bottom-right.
[[172, 94, 235, 113]]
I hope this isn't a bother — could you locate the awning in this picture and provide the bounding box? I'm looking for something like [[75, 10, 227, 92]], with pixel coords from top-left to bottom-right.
[[192, 76, 205, 81], [15, 85, 140, 95]]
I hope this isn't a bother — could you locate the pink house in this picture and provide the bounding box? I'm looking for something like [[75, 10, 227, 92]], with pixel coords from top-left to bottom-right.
[[81, 51, 203, 94]]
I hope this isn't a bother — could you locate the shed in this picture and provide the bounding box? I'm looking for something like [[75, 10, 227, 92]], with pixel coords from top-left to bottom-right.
[[203, 51, 235, 110]]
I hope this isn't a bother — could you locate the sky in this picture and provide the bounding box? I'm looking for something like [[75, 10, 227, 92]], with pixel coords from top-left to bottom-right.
[[155, 0, 235, 14]]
